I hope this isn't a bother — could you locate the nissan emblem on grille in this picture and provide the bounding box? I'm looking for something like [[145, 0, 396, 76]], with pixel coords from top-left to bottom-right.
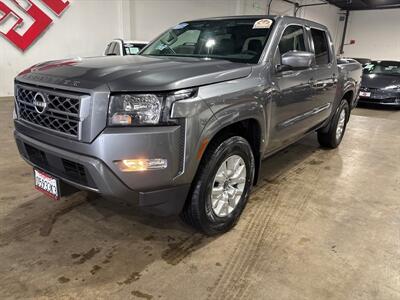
[[33, 92, 48, 114], [16, 85, 81, 138]]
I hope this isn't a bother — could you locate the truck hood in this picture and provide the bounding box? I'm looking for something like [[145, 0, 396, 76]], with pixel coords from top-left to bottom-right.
[[362, 73, 400, 89], [16, 55, 253, 92]]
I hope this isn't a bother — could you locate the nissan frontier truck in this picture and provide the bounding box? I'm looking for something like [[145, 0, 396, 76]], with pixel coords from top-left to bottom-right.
[[13, 16, 362, 235]]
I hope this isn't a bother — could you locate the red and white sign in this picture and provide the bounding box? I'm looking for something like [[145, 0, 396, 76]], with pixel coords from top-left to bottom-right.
[[0, 0, 70, 51]]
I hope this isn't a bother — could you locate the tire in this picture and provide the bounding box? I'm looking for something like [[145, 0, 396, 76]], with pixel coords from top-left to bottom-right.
[[318, 99, 350, 149], [181, 136, 255, 236]]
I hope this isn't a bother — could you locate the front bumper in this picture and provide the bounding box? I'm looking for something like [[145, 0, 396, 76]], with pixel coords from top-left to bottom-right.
[[358, 96, 400, 106], [14, 122, 191, 216], [358, 88, 400, 106]]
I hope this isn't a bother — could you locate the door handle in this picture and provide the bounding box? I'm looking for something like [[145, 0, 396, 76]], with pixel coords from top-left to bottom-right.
[[309, 79, 329, 89]]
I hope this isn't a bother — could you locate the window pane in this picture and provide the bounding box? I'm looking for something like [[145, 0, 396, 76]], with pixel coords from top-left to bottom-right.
[[279, 25, 306, 55], [105, 43, 112, 55], [363, 61, 400, 75], [125, 46, 140, 55], [114, 43, 121, 56], [109, 42, 117, 55], [141, 18, 274, 64], [311, 29, 330, 65], [172, 30, 201, 54], [124, 43, 147, 55]]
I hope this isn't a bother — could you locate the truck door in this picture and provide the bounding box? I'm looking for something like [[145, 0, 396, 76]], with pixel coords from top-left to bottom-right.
[[307, 27, 337, 123], [269, 24, 315, 151]]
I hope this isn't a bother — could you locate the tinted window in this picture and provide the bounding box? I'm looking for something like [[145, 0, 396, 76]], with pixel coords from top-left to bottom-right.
[[105, 43, 112, 55], [124, 43, 147, 55], [110, 43, 117, 54], [279, 25, 306, 55], [363, 61, 400, 75], [142, 18, 274, 64], [172, 30, 201, 54], [105, 42, 118, 56], [125, 46, 141, 55], [311, 29, 330, 65], [114, 42, 121, 56]]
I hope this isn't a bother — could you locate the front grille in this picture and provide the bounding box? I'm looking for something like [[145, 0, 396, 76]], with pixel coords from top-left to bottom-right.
[[16, 85, 81, 138], [23, 142, 96, 188], [360, 87, 375, 92]]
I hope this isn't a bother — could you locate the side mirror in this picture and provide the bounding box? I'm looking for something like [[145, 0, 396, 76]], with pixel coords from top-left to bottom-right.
[[280, 51, 314, 71]]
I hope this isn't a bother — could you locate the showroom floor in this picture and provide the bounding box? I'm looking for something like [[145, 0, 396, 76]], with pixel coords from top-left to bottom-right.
[[1, 97, 399, 300]]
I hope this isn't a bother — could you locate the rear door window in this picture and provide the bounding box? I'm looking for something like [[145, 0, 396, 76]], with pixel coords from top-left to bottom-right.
[[310, 29, 330, 65]]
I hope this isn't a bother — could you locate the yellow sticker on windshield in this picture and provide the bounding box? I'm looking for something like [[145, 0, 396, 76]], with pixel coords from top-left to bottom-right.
[[253, 19, 272, 29]]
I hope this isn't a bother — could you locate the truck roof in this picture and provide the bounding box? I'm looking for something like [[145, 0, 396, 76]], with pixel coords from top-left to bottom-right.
[[187, 15, 328, 31], [192, 15, 278, 21]]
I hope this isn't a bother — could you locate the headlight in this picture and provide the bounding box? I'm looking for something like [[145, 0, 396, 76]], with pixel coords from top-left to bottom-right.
[[108, 89, 197, 126], [109, 94, 162, 126]]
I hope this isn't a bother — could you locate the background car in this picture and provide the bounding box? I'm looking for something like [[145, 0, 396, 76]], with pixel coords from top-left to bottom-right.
[[337, 57, 359, 65], [352, 57, 372, 66], [104, 39, 148, 56], [358, 60, 400, 107]]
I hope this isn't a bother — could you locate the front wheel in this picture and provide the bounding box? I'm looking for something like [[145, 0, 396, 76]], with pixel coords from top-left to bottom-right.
[[318, 99, 350, 148], [181, 136, 255, 235]]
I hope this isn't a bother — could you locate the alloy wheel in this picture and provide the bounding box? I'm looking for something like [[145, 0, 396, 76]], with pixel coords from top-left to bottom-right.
[[210, 155, 247, 217]]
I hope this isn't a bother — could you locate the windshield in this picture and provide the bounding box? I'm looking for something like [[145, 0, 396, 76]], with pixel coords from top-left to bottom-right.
[[363, 61, 400, 75], [141, 18, 274, 64]]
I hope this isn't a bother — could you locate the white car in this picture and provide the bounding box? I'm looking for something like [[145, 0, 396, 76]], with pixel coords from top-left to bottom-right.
[[104, 39, 148, 56]]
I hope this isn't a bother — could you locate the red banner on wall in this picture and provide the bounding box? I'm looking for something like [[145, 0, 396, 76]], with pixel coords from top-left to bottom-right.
[[0, 0, 70, 51]]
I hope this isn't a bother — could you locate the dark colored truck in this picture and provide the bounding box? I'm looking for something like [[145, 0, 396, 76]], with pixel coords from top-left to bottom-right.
[[13, 16, 362, 235]]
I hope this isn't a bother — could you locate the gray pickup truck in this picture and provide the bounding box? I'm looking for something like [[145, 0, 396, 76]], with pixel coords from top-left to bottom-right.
[[13, 16, 361, 235]]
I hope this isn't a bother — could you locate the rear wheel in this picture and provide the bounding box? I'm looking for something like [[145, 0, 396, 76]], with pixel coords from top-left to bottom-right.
[[181, 136, 255, 235], [318, 99, 350, 148]]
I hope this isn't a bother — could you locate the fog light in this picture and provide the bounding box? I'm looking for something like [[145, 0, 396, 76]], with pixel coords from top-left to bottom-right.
[[116, 159, 168, 172]]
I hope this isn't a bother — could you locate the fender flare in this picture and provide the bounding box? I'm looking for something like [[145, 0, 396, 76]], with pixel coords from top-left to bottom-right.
[[192, 101, 267, 185]]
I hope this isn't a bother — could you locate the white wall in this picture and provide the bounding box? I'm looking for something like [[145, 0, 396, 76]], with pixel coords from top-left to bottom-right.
[[343, 8, 400, 60], [0, 0, 124, 97], [130, 0, 241, 42], [240, 0, 293, 15], [301, 3, 344, 50]]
